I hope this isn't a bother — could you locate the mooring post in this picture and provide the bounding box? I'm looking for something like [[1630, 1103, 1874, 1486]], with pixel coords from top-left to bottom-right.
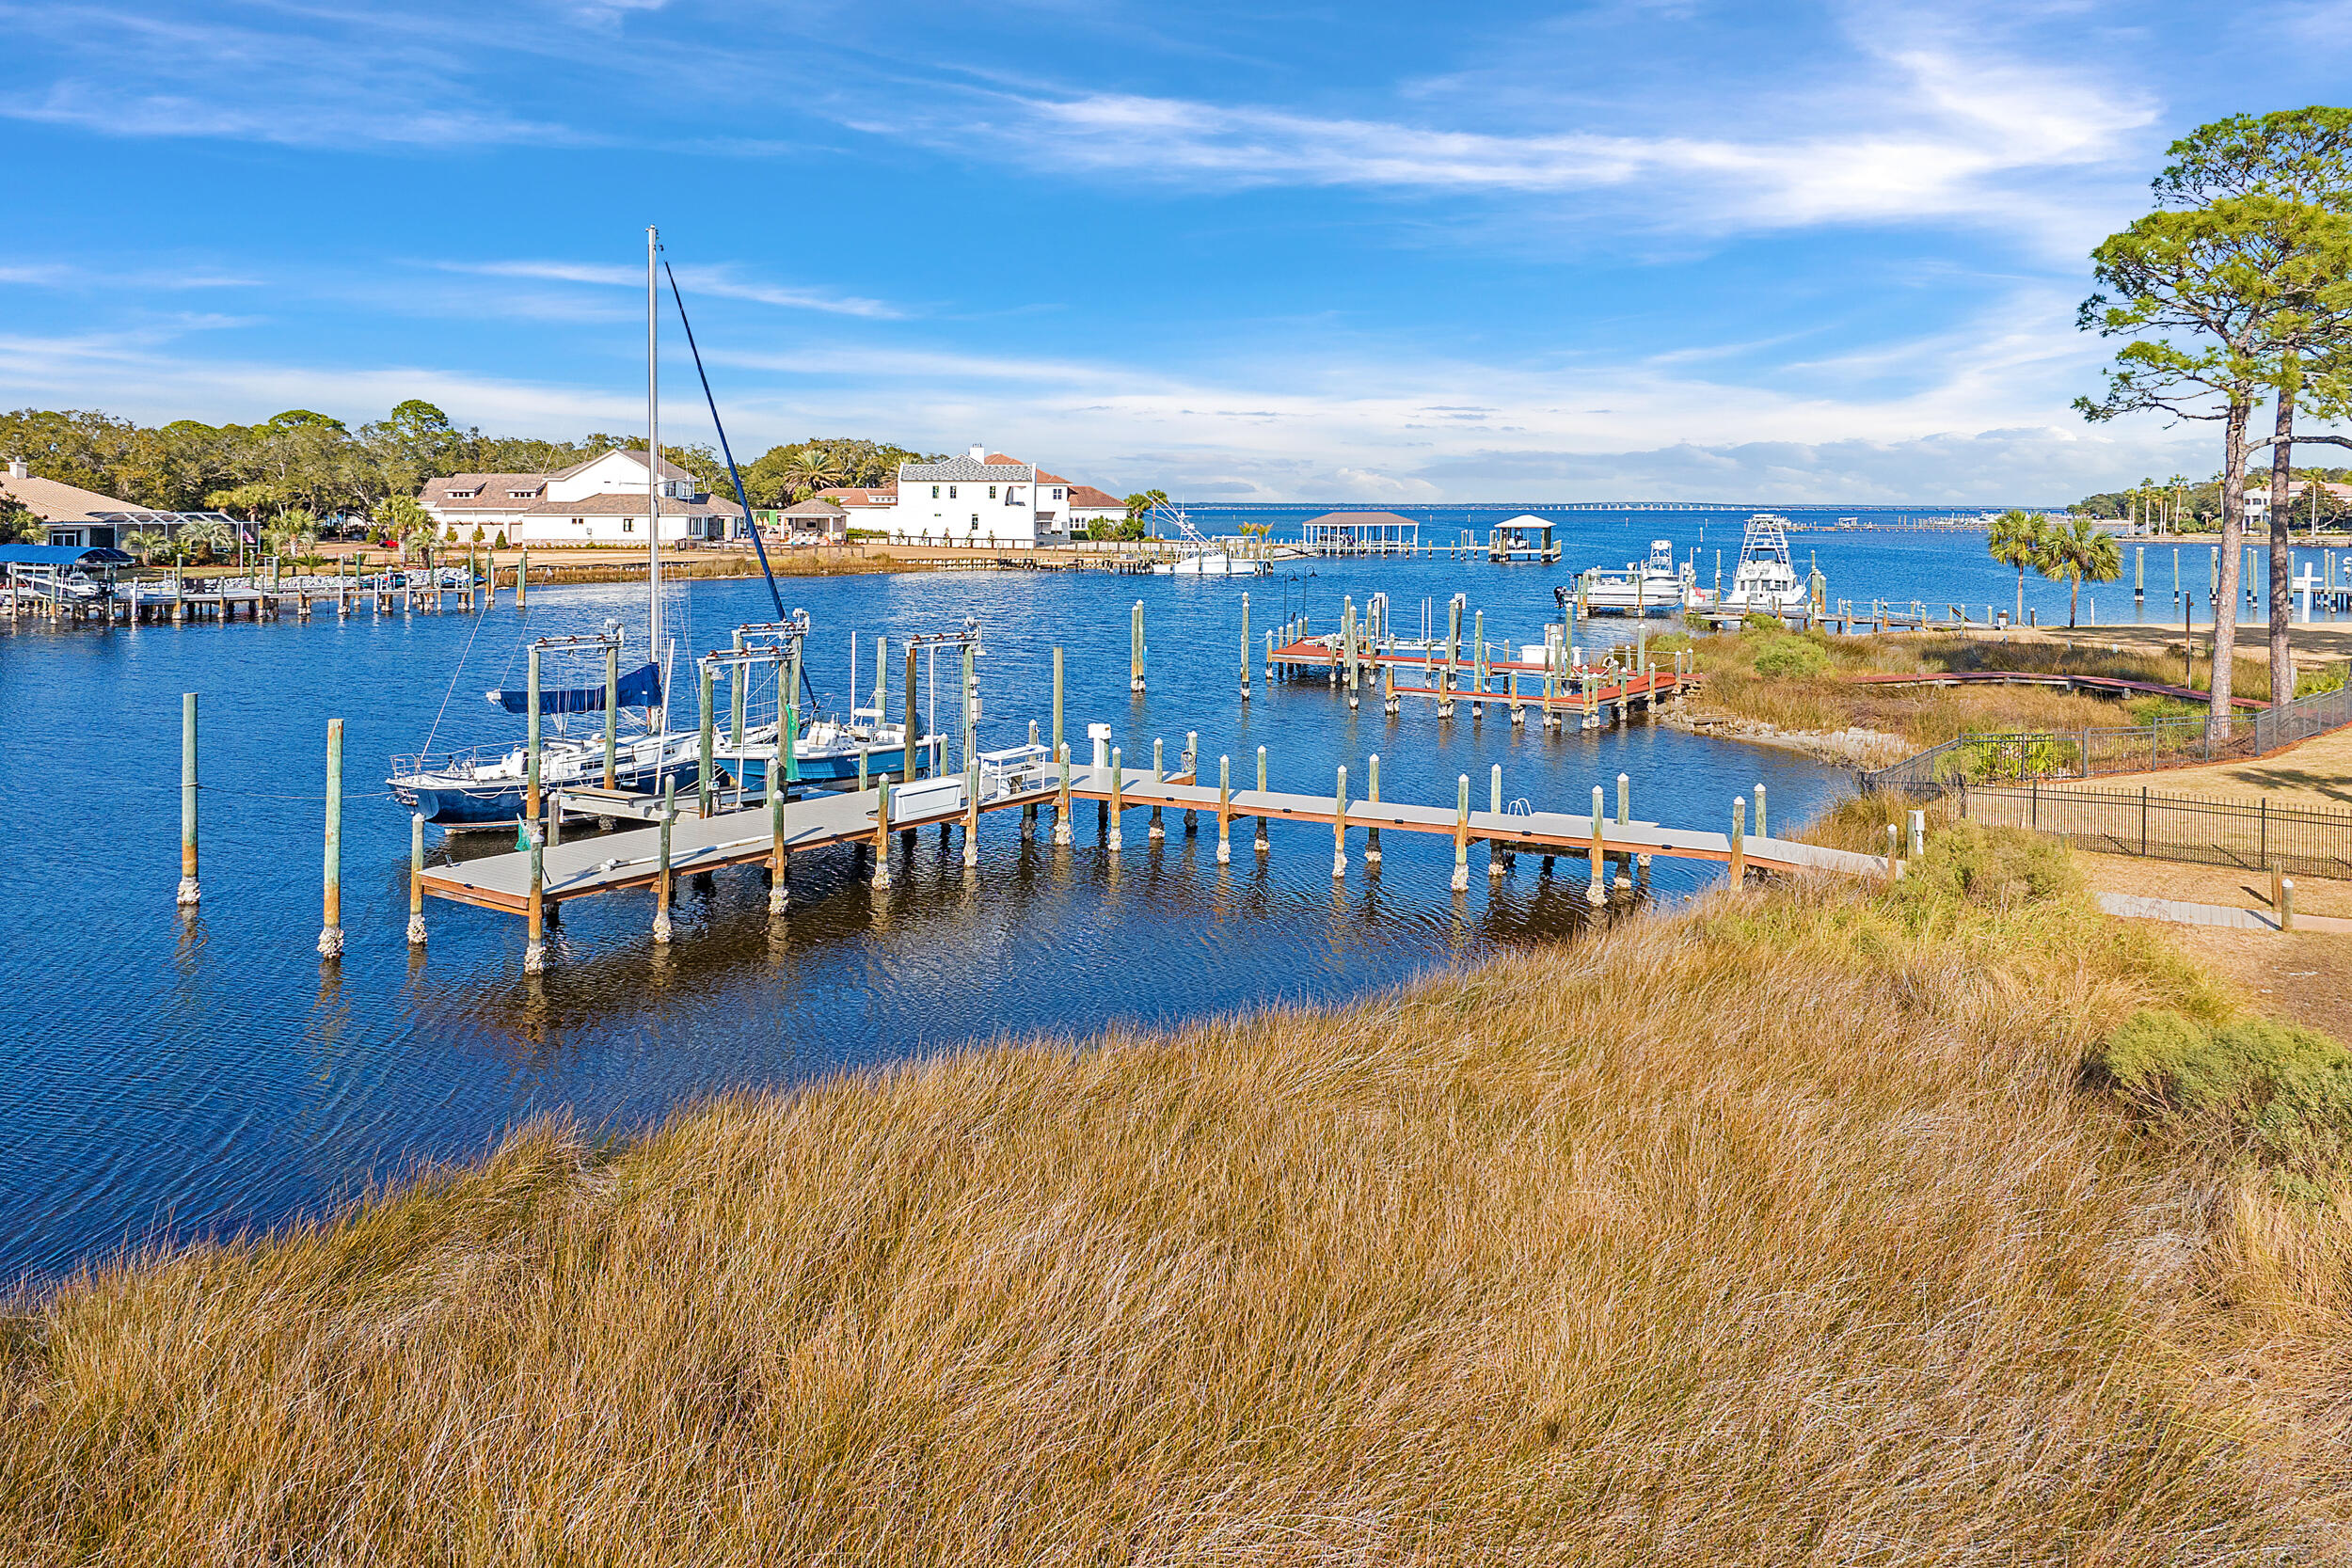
[[872, 774, 894, 889], [1240, 593, 1251, 702], [1886, 821, 1902, 880], [319, 718, 344, 958], [2280, 876, 2296, 931], [525, 645, 543, 830], [1452, 774, 1471, 892], [523, 827, 546, 973], [1256, 745, 1270, 852], [1484, 763, 1502, 878], [1108, 747, 1125, 851], [1332, 764, 1349, 879], [1056, 743, 1073, 846], [761, 759, 789, 915], [1366, 753, 1383, 864], [697, 663, 715, 816], [177, 691, 200, 907], [1149, 737, 1166, 839], [903, 644, 922, 781], [1588, 784, 1607, 906], [1265, 629, 1275, 686], [1754, 784, 1767, 841], [1217, 755, 1232, 863], [1130, 601, 1146, 692], [516, 545, 529, 609], [654, 776, 675, 944], [602, 642, 620, 789], [963, 756, 980, 868], [1907, 807, 1925, 860], [1730, 796, 1747, 884], [1182, 730, 1199, 830], [405, 812, 428, 945]]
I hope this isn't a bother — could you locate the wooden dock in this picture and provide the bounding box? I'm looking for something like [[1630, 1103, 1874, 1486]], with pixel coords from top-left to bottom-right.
[[419, 755, 1884, 966], [1264, 636, 1692, 728]]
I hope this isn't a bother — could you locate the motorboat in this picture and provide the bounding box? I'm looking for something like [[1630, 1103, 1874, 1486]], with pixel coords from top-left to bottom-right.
[[1152, 550, 1270, 577], [1566, 539, 1698, 615], [1716, 514, 1815, 615]]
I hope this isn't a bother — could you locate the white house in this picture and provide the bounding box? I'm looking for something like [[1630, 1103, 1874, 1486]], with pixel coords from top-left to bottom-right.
[[421, 450, 745, 546], [1065, 484, 1126, 531]]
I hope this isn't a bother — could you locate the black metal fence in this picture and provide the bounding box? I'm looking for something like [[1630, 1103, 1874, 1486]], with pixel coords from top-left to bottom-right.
[[1955, 784, 2352, 879], [1860, 716, 2258, 795]]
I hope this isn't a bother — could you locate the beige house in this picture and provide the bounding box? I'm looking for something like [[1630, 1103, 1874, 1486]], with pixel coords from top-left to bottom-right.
[[776, 497, 849, 540], [1, 458, 239, 549], [420, 450, 746, 545]]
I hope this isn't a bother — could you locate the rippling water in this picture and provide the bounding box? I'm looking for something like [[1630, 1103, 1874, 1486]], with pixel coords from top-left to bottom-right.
[[8, 516, 2318, 1281]]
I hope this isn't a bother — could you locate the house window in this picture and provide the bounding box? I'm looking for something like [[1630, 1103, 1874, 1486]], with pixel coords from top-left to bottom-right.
[[572, 516, 585, 525], [1054, 487, 1064, 500], [623, 518, 635, 531], [948, 485, 957, 499], [988, 485, 997, 499], [931, 484, 940, 499]]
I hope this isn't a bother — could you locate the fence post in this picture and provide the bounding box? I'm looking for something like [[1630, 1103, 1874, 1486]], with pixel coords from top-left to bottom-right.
[[2140, 785, 2149, 857]]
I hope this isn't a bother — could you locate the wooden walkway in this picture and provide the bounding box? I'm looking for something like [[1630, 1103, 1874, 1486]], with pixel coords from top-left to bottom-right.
[[421, 762, 1883, 921], [1850, 670, 2267, 709]]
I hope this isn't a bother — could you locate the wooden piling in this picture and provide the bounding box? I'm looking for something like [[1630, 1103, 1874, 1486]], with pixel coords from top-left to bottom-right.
[[1365, 753, 1382, 864], [1332, 764, 1349, 879], [319, 718, 344, 958], [1754, 784, 1767, 841], [1452, 774, 1470, 892], [697, 664, 716, 816], [654, 777, 675, 943], [1239, 593, 1251, 701], [1056, 743, 1073, 846], [1108, 748, 1124, 850], [872, 774, 894, 888], [177, 692, 200, 907], [1149, 738, 1166, 839], [523, 828, 546, 973], [1730, 797, 1746, 884], [1256, 746, 1270, 852], [603, 642, 619, 789], [1588, 785, 1607, 905], [1216, 755, 1232, 863], [1885, 822, 1901, 880], [1490, 764, 1507, 878], [407, 812, 427, 945], [516, 546, 529, 608], [770, 750, 790, 916], [525, 646, 543, 828], [903, 644, 922, 781], [1130, 600, 1146, 692]]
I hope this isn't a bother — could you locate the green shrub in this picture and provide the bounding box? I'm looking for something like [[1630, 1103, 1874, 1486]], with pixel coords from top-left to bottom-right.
[[1895, 822, 2082, 914], [2094, 1009, 2352, 1194], [2294, 662, 2347, 699], [1753, 641, 1828, 679]]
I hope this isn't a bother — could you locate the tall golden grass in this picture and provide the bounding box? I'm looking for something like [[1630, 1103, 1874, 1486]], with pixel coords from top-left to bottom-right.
[[7, 830, 2350, 1561], [1683, 627, 2267, 749]]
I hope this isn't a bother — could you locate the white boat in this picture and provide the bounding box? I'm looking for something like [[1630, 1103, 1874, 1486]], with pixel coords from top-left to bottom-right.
[[1152, 550, 1269, 577], [1716, 514, 1814, 614], [1573, 539, 1697, 614]]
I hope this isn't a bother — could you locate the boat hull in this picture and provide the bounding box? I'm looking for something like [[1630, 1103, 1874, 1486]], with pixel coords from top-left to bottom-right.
[[396, 754, 699, 828]]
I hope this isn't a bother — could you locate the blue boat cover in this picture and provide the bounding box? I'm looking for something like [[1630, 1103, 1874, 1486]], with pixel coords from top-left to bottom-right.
[[0, 544, 136, 566], [488, 661, 663, 715]]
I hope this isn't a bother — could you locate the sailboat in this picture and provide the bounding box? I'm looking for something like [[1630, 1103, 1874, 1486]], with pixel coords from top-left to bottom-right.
[[389, 228, 706, 828]]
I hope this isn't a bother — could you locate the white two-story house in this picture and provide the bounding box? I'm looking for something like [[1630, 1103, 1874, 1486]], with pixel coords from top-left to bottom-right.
[[421, 449, 745, 545]]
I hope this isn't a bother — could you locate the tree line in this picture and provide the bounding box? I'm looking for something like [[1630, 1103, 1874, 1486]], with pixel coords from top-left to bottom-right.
[[0, 402, 953, 539], [2078, 105, 2352, 726]]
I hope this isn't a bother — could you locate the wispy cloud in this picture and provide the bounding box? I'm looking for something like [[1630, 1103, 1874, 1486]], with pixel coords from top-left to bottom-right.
[[434, 261, 904, 320]]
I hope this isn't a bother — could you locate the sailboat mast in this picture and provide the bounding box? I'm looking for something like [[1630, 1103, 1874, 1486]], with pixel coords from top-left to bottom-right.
[[646, 225, 663, 735]]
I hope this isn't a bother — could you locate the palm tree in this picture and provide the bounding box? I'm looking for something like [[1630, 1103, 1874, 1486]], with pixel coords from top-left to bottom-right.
[[783, 447, 847, 502], [119, 528, 171, 564], [1986, 509, 2047, 625], [2036, 515, 2123, 628], [178, 516, 235, 564]]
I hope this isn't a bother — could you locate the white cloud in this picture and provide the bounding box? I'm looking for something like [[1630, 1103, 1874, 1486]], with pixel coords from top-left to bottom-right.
[[433, 261, 903, 320]]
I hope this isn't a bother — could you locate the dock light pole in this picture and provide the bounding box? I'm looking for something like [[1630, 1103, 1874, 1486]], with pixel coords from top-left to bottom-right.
[[1332, 765, 1348, 879], [603, 642, 619, 789], [1216, 756, 1232, 864], [407, 812, 427, 946], [1365, 753, 1382, 865], [1130, 600, 1146, 693], [177, 692, 200, 907], [525, 646, 542, 832], [1240, 593, 1251, 702], [654, 776, 675, 944], [1256, 745, 1270, 853], [1452, 774, 1471, 892], [319, 719, 343, 959]]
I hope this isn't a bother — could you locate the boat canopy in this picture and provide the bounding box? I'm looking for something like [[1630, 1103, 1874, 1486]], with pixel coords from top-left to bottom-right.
[[487, 661, 663, 715]]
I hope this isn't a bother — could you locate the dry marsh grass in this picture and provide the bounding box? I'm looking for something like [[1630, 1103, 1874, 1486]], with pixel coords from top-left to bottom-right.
[[7, 830, 2352, 1562], [1681, 626, 2272, 750]]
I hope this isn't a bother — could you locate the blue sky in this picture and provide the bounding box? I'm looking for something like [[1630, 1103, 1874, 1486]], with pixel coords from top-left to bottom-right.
[[6, 0, 2350, 502]]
